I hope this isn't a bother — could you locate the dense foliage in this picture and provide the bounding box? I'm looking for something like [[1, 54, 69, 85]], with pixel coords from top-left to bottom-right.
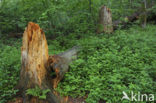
[[0, 38, 21, 103], [0, 25, 156, 103], [0, 0, 155, 36], [56, 25, 156, 103], [0, 0, 156, 103]]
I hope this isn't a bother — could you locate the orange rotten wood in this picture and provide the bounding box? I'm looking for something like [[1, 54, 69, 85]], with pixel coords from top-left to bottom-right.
[[16, 22, 80, 103]]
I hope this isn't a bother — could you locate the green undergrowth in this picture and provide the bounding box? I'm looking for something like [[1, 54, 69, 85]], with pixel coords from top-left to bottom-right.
[[55, 25, 156, 103], [26, 86, 50, 100], [0, 25, 156, 103], [0, 38, 21, 103]]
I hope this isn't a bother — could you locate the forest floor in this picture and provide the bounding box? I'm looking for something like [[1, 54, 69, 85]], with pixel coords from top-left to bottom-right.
[[0, 24, 156, 103]]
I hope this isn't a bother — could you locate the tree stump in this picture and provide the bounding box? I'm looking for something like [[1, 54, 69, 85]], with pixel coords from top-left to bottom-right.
[[97, 6, 113, 34], [17, 22, 80, 103]]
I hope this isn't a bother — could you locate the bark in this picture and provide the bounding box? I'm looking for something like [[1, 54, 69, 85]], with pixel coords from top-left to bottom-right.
[[17, 22, 80, 103], [97, 6, 113, 34], [141, 0, 147, 28], [113, 11, 141, 29], [113, 2, 155, 29], [113, 10, 152, 29], [48, 46, 80, 89]]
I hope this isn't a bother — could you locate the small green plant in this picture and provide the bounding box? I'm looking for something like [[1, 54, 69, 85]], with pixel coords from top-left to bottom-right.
[[1, 24, 156, 103], [26, 86, 51, 99], [0, 41, 21, 103], [56, 25, 156, 103]]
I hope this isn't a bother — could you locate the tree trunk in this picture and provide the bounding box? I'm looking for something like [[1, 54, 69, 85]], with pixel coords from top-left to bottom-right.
[[17, 22, 80, 103], [97, 6, 113, 34], [113, 11, 141, 29], [113, 1, 155, 29], [141, 0, 147, 28]]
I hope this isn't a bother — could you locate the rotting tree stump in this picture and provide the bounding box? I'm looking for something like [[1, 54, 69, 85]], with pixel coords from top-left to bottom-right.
[[97, 6, 113, 34], [16, 22, 80, 103]]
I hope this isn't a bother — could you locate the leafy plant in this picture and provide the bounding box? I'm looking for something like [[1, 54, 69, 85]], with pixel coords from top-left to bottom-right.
[[0, 40, 21, 103], [26, 86, 51, 100], [0, 0, 156, 102], [56, 25, 156, 103]]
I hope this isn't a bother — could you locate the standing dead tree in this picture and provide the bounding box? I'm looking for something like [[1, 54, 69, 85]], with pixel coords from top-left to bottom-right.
[[16, 22, 80, 103], [97, 6, 113, 34], [97, 2, 155, 32]]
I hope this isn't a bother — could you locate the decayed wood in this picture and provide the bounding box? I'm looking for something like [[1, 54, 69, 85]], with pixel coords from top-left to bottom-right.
[[17, 22, 58, 103], [113, 10, 150, 29], [113, 2, 155, 29], [48, 46, 80, 88], [19, 22, 49, 90], [97, 6, 113, 34], [17, 22, 80, 103]]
